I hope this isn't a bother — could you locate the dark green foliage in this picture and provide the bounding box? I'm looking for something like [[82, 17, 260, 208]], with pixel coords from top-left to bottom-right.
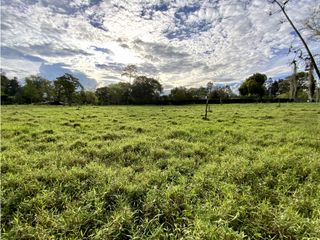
[[131, 76, 162, 104], [95, 86, 109, 105], [239, 73, 267, 99], [21, 75, 54, 103], [76, 91, 98, 105], [95, 83, 132, 105], [169, 87, 194, 102], [54, 73, 83, 105], [188, 86, 208, 100], [108, 82, 132, 105], [268, 81, 280, 97], [267, 72, 316, 101], [1, 74, 20, 104], [210, 85, 234, 101]]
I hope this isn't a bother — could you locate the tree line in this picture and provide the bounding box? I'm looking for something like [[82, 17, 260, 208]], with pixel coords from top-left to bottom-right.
[[0, 71, 164, 105], [1, 73, 95, 105], [1, 68, 318, 105], [239, 72, 318, 102]]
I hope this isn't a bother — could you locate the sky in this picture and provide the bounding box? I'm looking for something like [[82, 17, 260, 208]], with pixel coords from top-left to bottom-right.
[[1, 0, 319, 92]]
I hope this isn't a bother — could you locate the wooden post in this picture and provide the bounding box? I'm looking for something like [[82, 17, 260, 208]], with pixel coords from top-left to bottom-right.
[[204, 96, 209, 120], [203, 82, 213, 120]]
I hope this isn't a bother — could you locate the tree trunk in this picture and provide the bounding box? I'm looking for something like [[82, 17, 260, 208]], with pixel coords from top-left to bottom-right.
[[204, 96, 209, 120], [290, 60, 298, 102], [289, 77, 294, 100], [308, 63, 315, 102], [273, 0, 320, 80]]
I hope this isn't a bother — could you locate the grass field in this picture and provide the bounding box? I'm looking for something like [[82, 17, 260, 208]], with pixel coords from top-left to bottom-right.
[[1, 103, 320, 239]]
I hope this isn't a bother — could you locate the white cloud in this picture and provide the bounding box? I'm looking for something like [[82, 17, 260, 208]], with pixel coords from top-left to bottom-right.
[[1, 0, 319, 89], [0, 57, 42, 79]]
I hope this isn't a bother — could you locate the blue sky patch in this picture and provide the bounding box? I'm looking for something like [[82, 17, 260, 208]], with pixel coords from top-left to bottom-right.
[[92, 46, 113, 55], [140, 2, 170, 20], [164, 3, 213, 40], [1, 46, 45, 62], [153, 2, 169, 12], [87, 12, 107, 31], [40, 63, 97, 89], [165, 20, 212, 40]]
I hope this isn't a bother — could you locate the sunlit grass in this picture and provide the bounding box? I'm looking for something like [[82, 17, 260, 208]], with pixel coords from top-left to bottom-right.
[[1, 103, 320, 239]]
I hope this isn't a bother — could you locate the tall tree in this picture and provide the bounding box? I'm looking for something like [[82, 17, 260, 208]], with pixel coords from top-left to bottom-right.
[[76, 91, 98, 105], [204, 82, 213, 120], [107, 82, 131, 105], [131, 76, 162, 104], [188, 87, 208, 100], [239, 73, 267, 99], [289, 60, 298, 101], [210, 85, 232, 102], [268, 0, 320, 80], [265, 78, 274, 97], [1, 75, 18, 96], [169, 87, 193, 102], [95, 87, 109, 105], [22, 75, 53, 103], [278, 78, 290, 96], [121, 65, 137, 83], [1, 74, 10, 96], [1, 74, 21, 104], [281, 71, 310, 100], [7, 77, 20, 97], [307, 63, 316, 102], [54, 73, 83, 105], [268, 81, 280, 97]]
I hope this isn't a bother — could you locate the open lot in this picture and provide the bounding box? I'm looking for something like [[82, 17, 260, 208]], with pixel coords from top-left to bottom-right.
[[1, 104, 320, 239]]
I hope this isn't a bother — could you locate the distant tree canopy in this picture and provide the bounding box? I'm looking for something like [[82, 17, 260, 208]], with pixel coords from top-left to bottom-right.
[[95, 87, 109, 105], [239, 73, 267, 99], [210, 85, 234, 102], [76, 91, 98, 105], [54, 73, 83, 105], [169, 87, 194, 102], [107, 82, 131, 105], [188, 87, 208, 100], [94, 76, 162, 105], [1, 69, 318, 105], [168, 85, 235, 103], [1, 72, 89, 105], [1, 74, 20, 104], [131, 76, 162, 104], [22, 75, 53, 104], [269, 72, 315, 101], [121, 64, 137, 83]]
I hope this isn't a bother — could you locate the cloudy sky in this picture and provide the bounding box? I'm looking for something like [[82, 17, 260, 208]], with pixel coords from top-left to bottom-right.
[[1, 0, 319, 91]]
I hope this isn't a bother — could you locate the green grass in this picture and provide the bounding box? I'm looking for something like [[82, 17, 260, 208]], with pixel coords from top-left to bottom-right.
[[1, 104, 320, 239]]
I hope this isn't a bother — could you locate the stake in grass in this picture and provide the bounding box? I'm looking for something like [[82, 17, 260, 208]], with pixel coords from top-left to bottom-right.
[[203, 81, 213, 120]]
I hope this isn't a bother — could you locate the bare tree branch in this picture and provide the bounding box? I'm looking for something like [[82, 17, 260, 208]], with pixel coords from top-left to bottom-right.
[[305, 6, 320, 39], [268, 0, 320, 80]]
